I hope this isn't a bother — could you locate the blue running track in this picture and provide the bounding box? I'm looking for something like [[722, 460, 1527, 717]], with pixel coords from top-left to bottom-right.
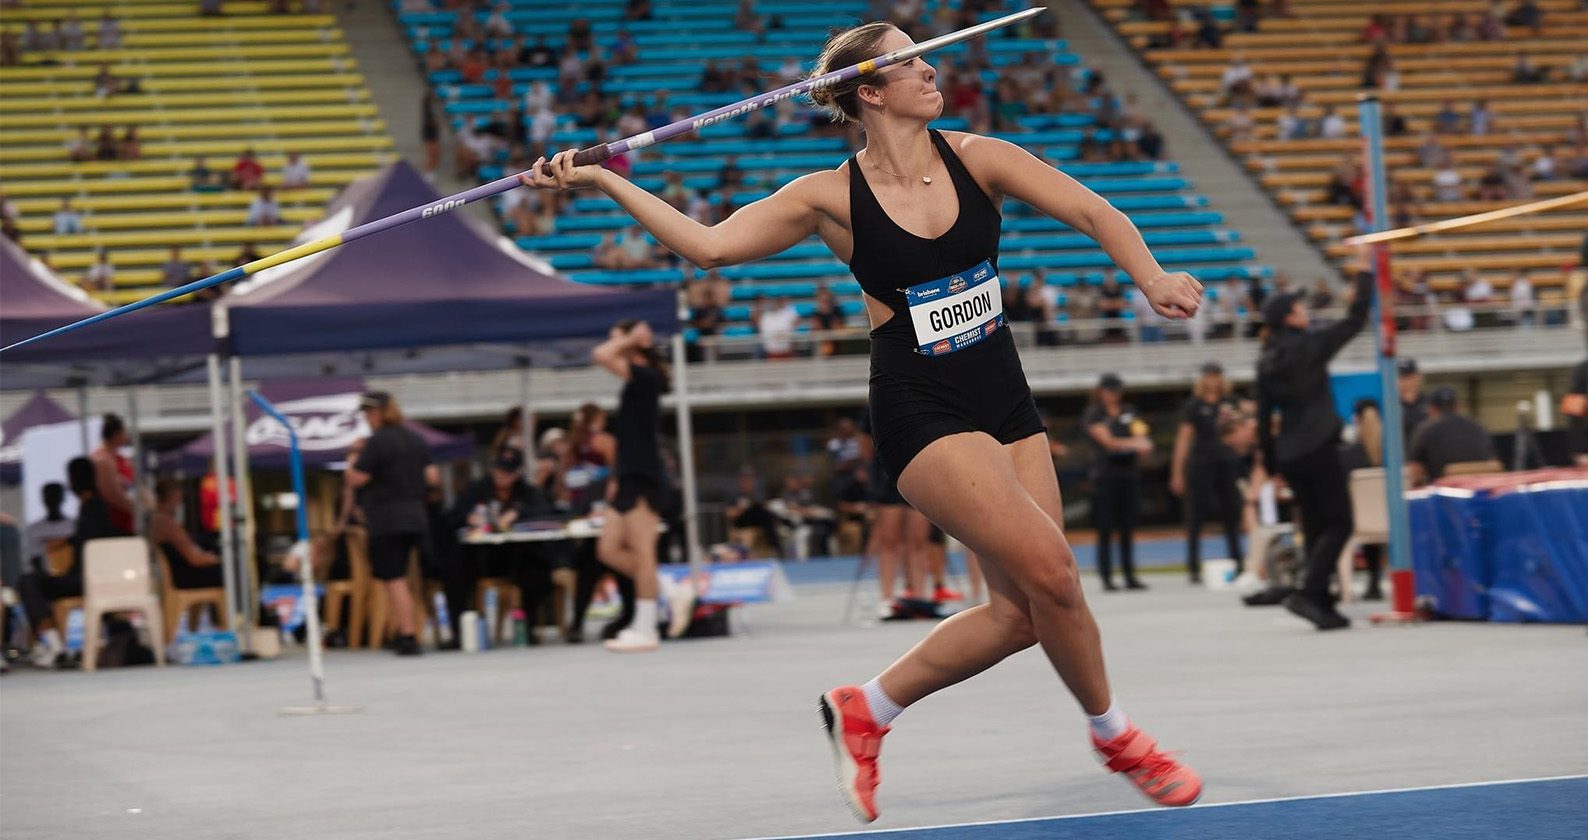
[[744, 776, 1588, 840]]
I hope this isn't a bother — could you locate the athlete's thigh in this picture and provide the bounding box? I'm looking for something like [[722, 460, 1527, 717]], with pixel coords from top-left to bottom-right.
[[619, 500, 661, 553], [897, 432, 1064, 583], [1004, 432, 1067, 534]]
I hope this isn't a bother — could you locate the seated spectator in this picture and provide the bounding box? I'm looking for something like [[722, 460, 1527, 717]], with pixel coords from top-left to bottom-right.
[[1360, 13, 1388, 42], [245, 187, 280, 226], [96, 11, 121, 49], [17, 458, 129, 667], [118, 126, 140, 160], [1503, 0, 1542, 32], [1218, 57, 1254, 104], [756, 295, 802, 360], [1276, 105, 1306, 140], [484, 2, 513, 38], [1469, 100, 1494, 136], [616, 225, 658, 268], [1433, 99, 1463, 134], [52, 198, 83, 235], [83, 248, 114, 291], [1462, 270, 1495, 305], [1511, 51, 1547, 83], [148, 478, 223, 591], [1096, 269, 1128, 342], [1135, 121, 1165, 159], [810, 283, 845, 343], [1193, 9, 1223, 48], [1417, 132, 1446, 167], [769, 473, 836, 559], [623, 0, 653, 22], [1509, 271, 1537, 326], [1432, 153, 1465, 201], [279, 151, 311, 189], [1, 31, 19, 67], [1408, 388, 1497, 484], [66, 125, 92, 161], [1448, 13, 1474, 41], [231, 148, 264, 190], [1317, 105, 1347, 139], [1476, 8, 1505, 40], [93, 125, 118, 161], [161, 246, 192, 288], [188, 156, 218, 190], [0, 192, 16, 228], [1382, 102, 1408, 137], [1225, 104, 1255, 142], [20, 20, 50, 53], [60, 13, 86, 51], [725, 467, 782, 555]]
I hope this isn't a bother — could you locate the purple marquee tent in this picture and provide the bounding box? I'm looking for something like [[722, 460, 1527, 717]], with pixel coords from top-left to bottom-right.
[[0, 391, 75, 484]]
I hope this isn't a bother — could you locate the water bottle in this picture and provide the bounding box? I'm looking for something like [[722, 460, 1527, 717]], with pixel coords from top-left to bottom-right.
[[432, 591, 452, 645], [476, 611, 491, 651], [511, 609, 528, 647], [483, 587, 499, 644], [460, 610, 481, 652]]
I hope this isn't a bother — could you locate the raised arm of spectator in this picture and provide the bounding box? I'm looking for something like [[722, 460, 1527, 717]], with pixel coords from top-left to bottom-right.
[[1304, 270, 1374, 366]]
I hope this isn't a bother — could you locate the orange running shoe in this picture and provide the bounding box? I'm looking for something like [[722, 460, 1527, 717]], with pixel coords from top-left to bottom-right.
[[932, 585, 964, 603], [1092, 726, 1203, 807], [819, 686, 890, 823]]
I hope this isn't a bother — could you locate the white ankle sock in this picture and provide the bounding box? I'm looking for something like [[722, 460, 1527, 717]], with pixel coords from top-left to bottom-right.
[[1087, 700, 1130, 741], [861, 678, 905, 728], [42, 629, 63, 649], [633, 599, 658, 635]]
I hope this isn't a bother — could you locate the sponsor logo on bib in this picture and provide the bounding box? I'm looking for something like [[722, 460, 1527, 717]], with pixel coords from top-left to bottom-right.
[[904, 259, 1005, 357]]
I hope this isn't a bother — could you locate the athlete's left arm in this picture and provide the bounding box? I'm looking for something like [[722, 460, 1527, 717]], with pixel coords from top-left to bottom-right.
[[965, 134, 1202, 319]]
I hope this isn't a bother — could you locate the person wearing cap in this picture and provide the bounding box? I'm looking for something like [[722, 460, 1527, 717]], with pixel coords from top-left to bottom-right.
[[1407, 388, 1496, 485], [1082, 374, 1151, 591], [447, 445, 560, 646], [347, 391, 439, 656], [1396, 358, 1428, 444], [1254, 270, 1373, 630], [1170, 361, 1244, 584]]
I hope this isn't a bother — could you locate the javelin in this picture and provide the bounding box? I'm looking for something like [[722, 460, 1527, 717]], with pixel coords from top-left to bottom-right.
[[1343, 190, 1588, 246], [1, 6, 1045, 355]]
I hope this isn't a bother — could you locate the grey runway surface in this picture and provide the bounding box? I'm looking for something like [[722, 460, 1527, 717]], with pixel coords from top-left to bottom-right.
[[3, 580, 1585, 840]]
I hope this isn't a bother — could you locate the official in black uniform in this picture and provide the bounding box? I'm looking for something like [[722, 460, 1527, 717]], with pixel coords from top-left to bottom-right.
[[1083, 374, 1150, 591], [1170, 361, 1243, 583], [1255, 271, 1373, 630]]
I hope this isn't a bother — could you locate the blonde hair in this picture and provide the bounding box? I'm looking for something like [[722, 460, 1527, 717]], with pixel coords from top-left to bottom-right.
[[807, 22, 894, 123]]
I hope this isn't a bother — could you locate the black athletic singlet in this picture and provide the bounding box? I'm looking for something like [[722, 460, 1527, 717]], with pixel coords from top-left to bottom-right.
[[850, 130, 1044, 482]]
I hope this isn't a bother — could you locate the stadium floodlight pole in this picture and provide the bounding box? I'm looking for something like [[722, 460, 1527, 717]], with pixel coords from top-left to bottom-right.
[[1356, 94, 1416, 622], [0, 6, 1046, 355]]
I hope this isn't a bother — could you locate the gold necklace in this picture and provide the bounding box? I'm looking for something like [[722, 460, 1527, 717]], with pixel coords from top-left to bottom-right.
[[865, 151, 934, 185]]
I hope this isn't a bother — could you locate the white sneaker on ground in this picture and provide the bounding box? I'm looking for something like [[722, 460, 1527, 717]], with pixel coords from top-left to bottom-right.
[[603, 627, 660, 653], [29, 640, 64, 669], [666, 578, 697, 640]]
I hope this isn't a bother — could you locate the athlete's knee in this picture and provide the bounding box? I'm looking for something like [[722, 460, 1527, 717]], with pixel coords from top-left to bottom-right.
[[1009, 532, 1083, 609]]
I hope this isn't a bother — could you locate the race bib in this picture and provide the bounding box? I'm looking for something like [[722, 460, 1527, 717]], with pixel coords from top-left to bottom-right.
[[904, 259, 1005, 357]]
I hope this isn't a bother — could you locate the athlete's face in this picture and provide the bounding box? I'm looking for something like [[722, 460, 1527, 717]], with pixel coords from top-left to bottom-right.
[[866, 28, 943, 120]]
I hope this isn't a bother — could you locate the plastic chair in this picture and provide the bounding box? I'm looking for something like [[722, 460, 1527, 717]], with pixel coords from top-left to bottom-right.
[[1337, 468, 1411, 604], [81, 537, 166, 672], [152, 546, 227, 647]]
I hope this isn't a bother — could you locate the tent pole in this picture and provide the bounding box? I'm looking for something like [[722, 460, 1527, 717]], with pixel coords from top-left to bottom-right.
[[670, 293, 703, 573], [228, 354, 258, 645], [126, 385, 146, 535], [206, 353, 239, 634], [519, 362, 535, 458], [75, 381, 89, 452]]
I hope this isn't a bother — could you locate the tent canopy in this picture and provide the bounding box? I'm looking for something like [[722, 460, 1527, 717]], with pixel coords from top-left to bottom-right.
[[221, 161, 675, 358], [0, 391, 75, 483], [0, 237, 214, 383]]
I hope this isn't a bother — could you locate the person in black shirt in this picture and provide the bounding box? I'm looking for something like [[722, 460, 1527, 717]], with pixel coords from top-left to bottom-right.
[[1096, 269, 1128, 342], [1083, 374, 1151, 591], [1408, 388, 1497, 484], [448, 446, 559, 647], [1396, 358, 1428, 444], [1255, 270, 1373, 630], [592, 319, 671, 652], [18, 457, 129, 666], [1170, 362, 1243, 584], [348, 392, 438, 656]]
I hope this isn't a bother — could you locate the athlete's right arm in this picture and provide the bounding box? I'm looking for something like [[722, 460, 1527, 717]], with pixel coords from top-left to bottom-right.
[[519, 149, 821, 269]]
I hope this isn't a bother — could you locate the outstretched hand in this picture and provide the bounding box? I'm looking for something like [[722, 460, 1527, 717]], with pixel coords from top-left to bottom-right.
[[1140, 271, 1204, 319]]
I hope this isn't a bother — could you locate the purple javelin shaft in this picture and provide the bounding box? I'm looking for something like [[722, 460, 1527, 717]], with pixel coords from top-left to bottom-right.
[[0, 7, 1043, 355]]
